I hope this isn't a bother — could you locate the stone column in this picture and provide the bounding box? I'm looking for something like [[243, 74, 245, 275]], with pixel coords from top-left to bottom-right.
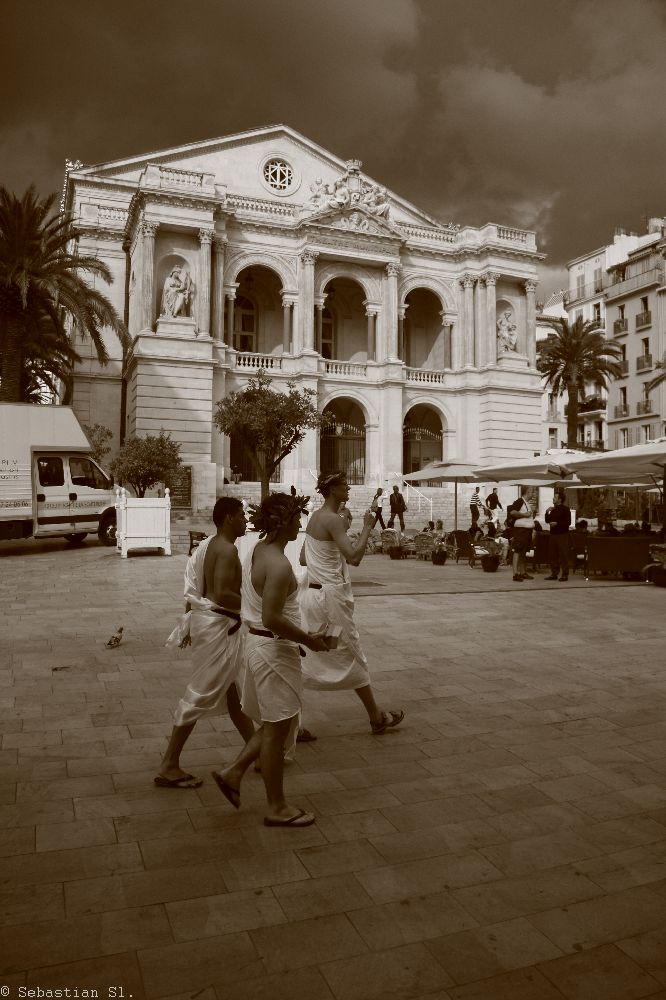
[[485, 271, 500, 364], [440, 312, 454, 369], [212, 235, 226, 343], [281, 296, 293, 353], [141, 221, 157, 330], [525, 279, 538, 367], [385, 262, 400, 361], [197, 228, 214, 337], [397, 307, 406, 362], [365, 306, 377, 361], [475, 276, 487, 367], [314, 298, 325, 354], [461, 274, 475, 367], [299, 250, 318, 352], [225, 288, 236, 350]]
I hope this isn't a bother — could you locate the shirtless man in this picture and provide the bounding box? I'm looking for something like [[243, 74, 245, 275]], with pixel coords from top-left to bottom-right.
[[155, 497, 254, 788], [300, 472, 405, 734], [211, 492, 330, 826]]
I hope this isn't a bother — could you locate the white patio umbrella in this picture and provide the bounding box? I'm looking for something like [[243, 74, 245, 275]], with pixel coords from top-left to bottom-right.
[[402, 461, 481, 530], [566, 438, 666, 496], [476, 449, 584, 483]]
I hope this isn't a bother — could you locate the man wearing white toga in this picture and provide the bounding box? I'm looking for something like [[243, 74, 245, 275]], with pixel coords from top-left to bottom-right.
[[300, 471, 405, 735], [155, 497, 255, 789], [211, 492, 330, 826]]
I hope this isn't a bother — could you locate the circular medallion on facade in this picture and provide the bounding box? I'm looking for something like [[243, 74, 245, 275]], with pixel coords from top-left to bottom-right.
[[259, 155, 300, 196]]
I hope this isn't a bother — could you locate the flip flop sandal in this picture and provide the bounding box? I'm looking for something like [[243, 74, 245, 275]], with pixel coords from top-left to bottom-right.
[[153, 773, 203, 789], [371, 710, 405, 735], [263, 808, 316, 828], [210, 771, 241, 809]]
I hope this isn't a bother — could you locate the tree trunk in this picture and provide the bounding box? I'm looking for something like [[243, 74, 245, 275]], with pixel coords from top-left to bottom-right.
[[0, 319, 23, 402], [260, 474, 270, 501], [566, 383, 579, 448]]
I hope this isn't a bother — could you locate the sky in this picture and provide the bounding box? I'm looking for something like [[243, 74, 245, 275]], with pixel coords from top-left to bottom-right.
[[3, 0, 666, 301]]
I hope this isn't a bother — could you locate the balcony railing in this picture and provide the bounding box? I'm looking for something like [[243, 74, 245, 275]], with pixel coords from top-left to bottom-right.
[[605, 266, 665, 301], [636, 311, 652, 329], [325, 361, 367, 377], [577, 440, 606, 452], [637, 400, 654, 415], [636, 354, 653, 372], [405, 367, 447, 384], [618, 360, 629, 375], [613, 318, 628, 335], [614, 404, 629, 418], [563, 278, 608, 306], [235, 352, 283, 370]]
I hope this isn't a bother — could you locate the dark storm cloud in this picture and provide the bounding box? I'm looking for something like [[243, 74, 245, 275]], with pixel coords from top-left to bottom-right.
[[3, 0, 666, 297]]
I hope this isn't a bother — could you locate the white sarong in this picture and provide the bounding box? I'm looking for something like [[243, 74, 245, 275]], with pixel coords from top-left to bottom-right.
[[239, 549, 301, 754], [299, 536, 370, 691], [173, 535, 244, 727]]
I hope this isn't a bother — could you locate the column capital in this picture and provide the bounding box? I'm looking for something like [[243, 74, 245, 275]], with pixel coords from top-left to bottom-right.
[[300, 249, 319, 266], [460, 274, 476, 289], [484, 271, 501, 286], [386, 262, 401, 278], [314, 297, 326, 310], [281, 293, 297, 307], [524, 279, 538, 294], [224, 283, 239, 300], [440, 311, 456, 326], [198, 227, 215, 246], [363, 301, 380, 317], [212, 234, 228, 252], [140, 220, 158, 239]]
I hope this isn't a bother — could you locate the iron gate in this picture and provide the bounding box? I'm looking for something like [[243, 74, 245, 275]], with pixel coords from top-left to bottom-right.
[[320, 421, 365, 485]]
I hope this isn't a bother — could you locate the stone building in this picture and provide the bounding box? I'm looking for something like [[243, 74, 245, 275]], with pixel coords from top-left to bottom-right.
[[63, 125, 544, 509]]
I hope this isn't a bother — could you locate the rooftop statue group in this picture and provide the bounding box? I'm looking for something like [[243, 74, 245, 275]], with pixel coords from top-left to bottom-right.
[[307, 171, 390, 219]]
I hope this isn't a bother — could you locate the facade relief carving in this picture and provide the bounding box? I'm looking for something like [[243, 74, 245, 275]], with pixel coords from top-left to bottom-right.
[[497, 309, 518, 354], [160, 264, 194, 318]]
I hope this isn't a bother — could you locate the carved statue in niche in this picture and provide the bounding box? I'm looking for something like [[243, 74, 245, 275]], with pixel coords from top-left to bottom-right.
[[161, 265, 193, 317], [497, 310, 518, 353]]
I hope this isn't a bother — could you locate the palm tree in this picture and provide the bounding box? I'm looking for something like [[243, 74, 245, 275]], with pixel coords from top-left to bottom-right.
[[537, 315, 624, 448], [646, 351, 666, 395], [0, 185, 128, 402]]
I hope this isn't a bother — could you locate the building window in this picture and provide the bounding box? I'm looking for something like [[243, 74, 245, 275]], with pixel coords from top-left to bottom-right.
[[620, 344, 626, 361], [619, 304, 625, 320], [548, 427, 558, 449], [262, 159, 294, 192], [643, 424, 653, 442], [321, 308, 335, 360], [233, 295, 256, 352], [642, 337, 650, 354], [593, 267, 603, 292], [640, 295, 648, 313], [593, 302, 602, 324], [576, 274, 585, 297], [575, 309, 583, 323], [620, 428, 629, 448]]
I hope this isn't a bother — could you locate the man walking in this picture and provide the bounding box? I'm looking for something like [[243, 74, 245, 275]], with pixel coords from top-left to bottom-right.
[[300, 472, 405, 734], [155, 497, 255, 789], [470, 486, 483, 525], [485, 487, 503, 519], [210, 492, 329, 826], [387, 484, 407, 531], [371, 487, 386, 529], [545, 491, 572, 581]]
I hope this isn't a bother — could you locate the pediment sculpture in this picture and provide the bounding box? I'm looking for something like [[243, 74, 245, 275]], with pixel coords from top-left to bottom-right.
[[497, 310, 518, 353], [306, 159, 391, 219], [161, 265, 194, 318]]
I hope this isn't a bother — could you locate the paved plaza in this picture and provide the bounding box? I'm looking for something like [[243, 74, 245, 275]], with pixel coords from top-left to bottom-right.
[[1, 537, 666, 999]]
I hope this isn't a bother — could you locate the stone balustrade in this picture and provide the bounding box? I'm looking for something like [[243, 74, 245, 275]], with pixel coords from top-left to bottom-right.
[[227, 194, 297, 218], [406, 367, 447, 384], [325, 361, 368, 377], [234, 352, 283, 370]]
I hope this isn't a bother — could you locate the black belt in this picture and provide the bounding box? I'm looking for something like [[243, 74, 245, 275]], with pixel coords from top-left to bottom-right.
[[248, 626, 305, 657], [309, 583, 322, 590], [212, 608, 242, 634]]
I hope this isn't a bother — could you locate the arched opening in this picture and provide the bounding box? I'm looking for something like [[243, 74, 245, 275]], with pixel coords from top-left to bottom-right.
[[320, 278, 369, 362], [403, 404, 443, 475], [403, 288, 446, 369], [321, 398, 366, 485], [233, 265, 283, 355]]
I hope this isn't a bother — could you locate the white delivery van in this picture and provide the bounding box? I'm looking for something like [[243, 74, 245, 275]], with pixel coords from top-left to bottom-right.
[[0, 403, 117, 546]]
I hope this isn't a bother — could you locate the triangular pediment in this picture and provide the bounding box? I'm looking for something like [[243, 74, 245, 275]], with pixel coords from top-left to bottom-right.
[[301, 205, 403, 239]]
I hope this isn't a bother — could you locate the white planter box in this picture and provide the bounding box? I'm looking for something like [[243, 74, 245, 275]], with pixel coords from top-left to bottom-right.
[[116, 488, 171, 558]]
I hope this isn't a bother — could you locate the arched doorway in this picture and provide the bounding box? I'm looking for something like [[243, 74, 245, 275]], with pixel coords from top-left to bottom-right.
[[403, 288, 446, 369], [321, 399, 366, 485], [403, 404, 443, 474], [320, 279, 368, 362], [233, 266, 283, 355]]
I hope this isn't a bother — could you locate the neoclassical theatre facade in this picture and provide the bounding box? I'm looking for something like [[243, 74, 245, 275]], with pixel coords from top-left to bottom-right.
[[63, 125, 544, 509]]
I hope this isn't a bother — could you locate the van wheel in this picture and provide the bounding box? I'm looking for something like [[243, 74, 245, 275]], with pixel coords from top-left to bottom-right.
[[98, 513, 116, 546], [64, 533, 87, 544]]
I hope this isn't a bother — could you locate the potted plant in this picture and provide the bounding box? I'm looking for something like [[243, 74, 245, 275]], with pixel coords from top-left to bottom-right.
[[479, 537, 501, 572]]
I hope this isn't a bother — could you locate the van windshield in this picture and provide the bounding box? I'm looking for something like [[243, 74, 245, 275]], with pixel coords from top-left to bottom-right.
[[70, 456, 112, 490]]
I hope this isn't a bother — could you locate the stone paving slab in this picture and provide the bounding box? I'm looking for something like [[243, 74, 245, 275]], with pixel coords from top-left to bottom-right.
[[0, 536, 665, 998]]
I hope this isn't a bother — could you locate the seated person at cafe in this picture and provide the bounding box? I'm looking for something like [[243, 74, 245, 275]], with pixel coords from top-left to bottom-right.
[[575, 519, 589, 533], [422, 520, 435, 533]]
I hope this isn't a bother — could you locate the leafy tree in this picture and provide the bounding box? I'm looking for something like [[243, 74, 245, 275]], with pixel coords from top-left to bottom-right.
[[537, 316, 623, 447], [213, 370, 331, 500], [83, 423, 113, 465], [110, 431, 183, 498], [0, 185, 128, 402]]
